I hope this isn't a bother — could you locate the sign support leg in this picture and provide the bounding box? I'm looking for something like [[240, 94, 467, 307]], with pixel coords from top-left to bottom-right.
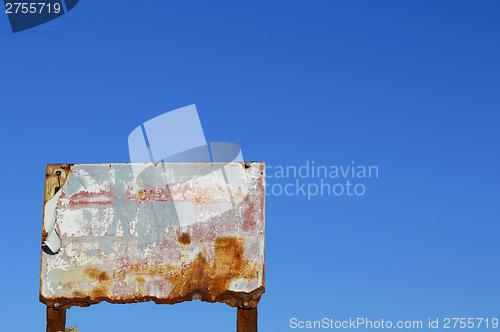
[[46, 306, 66, 332], [237, 307, 258, 332]]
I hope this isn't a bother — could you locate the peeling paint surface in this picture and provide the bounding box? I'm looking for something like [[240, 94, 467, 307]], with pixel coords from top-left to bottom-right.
[[40, 163, 265, 309]]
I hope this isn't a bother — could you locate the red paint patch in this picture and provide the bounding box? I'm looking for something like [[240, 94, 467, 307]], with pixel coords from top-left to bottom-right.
[[65, 191, 117, 208]]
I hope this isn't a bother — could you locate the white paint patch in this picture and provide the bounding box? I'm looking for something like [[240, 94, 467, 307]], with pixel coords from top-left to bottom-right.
[[228, 278, 255, 292], [43, 188, 64, 253]]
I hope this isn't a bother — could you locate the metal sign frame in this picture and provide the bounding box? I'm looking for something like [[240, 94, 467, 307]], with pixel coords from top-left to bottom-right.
[[40, 163, 265, 332]]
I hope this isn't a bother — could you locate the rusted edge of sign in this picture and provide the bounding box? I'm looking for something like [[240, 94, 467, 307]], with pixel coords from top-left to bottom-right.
[[41, 288, 266, 310]]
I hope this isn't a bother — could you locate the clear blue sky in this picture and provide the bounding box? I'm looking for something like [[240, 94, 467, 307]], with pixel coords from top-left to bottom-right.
[[1, 1, 499, 331]]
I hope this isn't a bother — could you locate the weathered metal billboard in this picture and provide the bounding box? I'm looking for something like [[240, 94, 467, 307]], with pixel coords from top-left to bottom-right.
[[40, 162, 265, 331]]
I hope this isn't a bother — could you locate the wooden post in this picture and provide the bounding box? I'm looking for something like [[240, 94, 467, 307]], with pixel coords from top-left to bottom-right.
[[46, 306, 66, 332], [237, 307, 258, 332]]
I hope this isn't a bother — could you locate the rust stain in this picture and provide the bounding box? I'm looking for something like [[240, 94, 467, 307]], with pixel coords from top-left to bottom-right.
[[41, 236, 263, 309], [213, 236, 244, 272], [85, 267, 112, 298], [84, 267, 101, 280], [99, 272, 110, 282], [44, 164, 73, 203], [163, 235, 260, 305], [84, 267, 110, 282], [136, 189, 147, 200], [134, 188, 170, 201], [186, 189, 215, 205], [170, 236, 246, 300], [177, 232, 191, 246], [91, 285, 109, 299]]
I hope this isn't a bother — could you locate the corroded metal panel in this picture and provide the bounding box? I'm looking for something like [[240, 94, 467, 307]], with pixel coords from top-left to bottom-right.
[[40, 163, 265, 309]]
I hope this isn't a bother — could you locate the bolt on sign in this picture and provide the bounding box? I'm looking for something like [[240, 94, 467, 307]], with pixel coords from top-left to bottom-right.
[[40, 163, 265, 332]]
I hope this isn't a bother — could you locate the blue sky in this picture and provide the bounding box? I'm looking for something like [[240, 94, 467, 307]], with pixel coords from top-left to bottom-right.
[[1, 1, 499, 331]]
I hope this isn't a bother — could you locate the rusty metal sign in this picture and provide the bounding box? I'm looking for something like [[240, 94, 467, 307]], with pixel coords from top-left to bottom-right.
[[40, 162, 265, 312]]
